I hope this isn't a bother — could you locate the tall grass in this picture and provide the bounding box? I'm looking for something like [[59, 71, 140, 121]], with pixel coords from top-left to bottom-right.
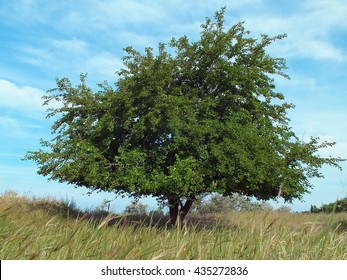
[[0, 192, 346, 259]]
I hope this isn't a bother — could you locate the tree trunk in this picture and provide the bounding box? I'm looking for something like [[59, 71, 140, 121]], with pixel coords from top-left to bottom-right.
[[168, 196, 194, 226], [179, 198, 193, 221], [168, 198, 179, 225]]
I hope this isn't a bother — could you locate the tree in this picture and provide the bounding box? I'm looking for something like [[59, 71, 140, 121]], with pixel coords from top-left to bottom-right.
[[24, 8, 343, 225], [310, 197, 347, 213], [195, 193, 274, 215], [124, 200, 148, 215]]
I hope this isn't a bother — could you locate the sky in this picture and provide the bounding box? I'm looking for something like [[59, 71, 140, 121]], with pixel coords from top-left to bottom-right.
[[0, 0, 346, 213]]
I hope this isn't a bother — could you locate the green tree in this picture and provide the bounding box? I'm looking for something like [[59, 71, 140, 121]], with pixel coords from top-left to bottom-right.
[[24, 8, 343, 225], [310, 197, 347, 213], [195, 193, 274, 215]]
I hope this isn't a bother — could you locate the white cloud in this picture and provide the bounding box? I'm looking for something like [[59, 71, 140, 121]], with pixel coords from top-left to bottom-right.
[[0, 153, 23, 158], [0, 116, 21, 129], [83, 53, 123, 82], [15, 39, 121, 83], [0, 108, 47, 139], [52, 38, 88, 54], [17, 38, 88, 69], [30, 0, 168, 35], [302, 0, 347, 29], [17, 46, 52, 67], [242, 0, 347, 62], [325, 141, 347, 159], [0, 79, 45, 116], [94, 0, 166, 25], [0, 116, 28, 138]]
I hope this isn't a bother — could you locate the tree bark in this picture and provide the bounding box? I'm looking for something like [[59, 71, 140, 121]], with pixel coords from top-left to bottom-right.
[[179, 198, 193, 221], [168, 196, 195, 226], [168, 198, 179, 225]]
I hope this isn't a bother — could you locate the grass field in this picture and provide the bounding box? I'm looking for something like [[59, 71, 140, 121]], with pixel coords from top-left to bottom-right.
[[1, 192, 346, 260]]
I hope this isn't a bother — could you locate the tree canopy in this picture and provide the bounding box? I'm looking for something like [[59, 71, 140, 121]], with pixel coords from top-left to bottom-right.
[[25, 8, 343, 224]]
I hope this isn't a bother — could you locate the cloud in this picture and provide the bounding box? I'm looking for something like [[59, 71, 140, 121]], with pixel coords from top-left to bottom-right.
[[83, 53, 123, 83], [52, 38, 88, 54], [17, 38, 88, 70], [15, 39, 122, 84], [0, 115, 47, 140], [93, 0, 166, 26], [0, 153, 23, 158], [318, 138, 347, 159], [0, 79, 45, 117], [17, 46, 52, 67], [302, 0, 347, 29], [7, 0, 167, 34], [0, 116, 28, 138], [242, 0, 347, 62], [0, 116, 21, 129]]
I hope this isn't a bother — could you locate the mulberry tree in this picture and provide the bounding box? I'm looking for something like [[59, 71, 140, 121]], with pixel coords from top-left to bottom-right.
[[25, 9, 343, 224]]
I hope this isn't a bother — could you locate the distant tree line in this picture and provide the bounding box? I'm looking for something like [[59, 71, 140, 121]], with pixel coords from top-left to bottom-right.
[[192, 194, 291, 214], [310, 197, 347, 213]]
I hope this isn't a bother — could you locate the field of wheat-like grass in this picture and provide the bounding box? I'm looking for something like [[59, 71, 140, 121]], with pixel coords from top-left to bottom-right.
[[1, 192, 346, 260]]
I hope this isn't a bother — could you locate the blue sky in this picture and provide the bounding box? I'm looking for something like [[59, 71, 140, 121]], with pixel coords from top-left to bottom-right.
[[0, 0, 346, 212]]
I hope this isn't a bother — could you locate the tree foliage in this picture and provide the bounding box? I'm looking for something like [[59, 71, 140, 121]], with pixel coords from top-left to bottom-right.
[[25, 8, 343, 224], [310, 197, 347, 213]]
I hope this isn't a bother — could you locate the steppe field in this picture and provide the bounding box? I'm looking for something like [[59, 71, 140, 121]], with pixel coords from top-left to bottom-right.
[[1, 192, 346, 260]]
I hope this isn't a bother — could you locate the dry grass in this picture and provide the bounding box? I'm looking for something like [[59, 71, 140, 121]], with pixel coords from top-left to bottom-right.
[[1, 192, 346, 260]]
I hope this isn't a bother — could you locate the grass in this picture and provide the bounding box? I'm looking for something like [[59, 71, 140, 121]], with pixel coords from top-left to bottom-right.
[[1, 192, 346, 260]]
